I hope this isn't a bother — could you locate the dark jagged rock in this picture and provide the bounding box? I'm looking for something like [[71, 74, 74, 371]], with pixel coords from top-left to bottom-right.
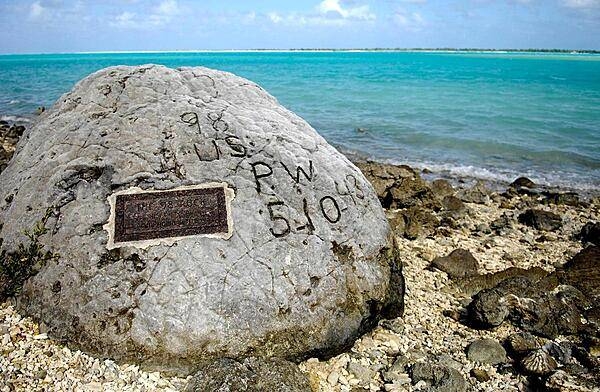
[[442, 195, 464, 212], [439, 216, 460, 230], [355, 161, 416, 206], [403, 207, 439, 239], [542, 191, 581, 207], [441, 195, 466, 219], [389, 206, 439, 240], [389, 178, 440, 210], [572, 345, 600, 377], [410, 362, 468, 392], [184, 357, 311, 392], [583, 336, 600, 357], [505, 332, 546, 359], [466, 271, 589, 339], [585, 306, 600, 325], [355, 161, 440, 210], [430, 179, 454, 198], [578, 222, 600, 246], [510, 177, 536, 189], [0, 124, 25, 139], [550, 245, 600, 305], [506, 177, 538, 196], [518, 209, 562, 231], [468, 288, 509, 327], [457, 180, 491, 205], [544, 341, 573, 365], [511, 285, 588, 338], [430, 248, 479, 279], [490, 213, 515, 234]]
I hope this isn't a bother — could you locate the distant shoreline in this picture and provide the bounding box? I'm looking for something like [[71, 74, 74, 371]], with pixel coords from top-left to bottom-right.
[[1, 48, 600, 56]]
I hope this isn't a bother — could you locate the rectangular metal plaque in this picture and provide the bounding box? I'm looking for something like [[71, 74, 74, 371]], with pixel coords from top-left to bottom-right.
[[112, 185, 230, 244]]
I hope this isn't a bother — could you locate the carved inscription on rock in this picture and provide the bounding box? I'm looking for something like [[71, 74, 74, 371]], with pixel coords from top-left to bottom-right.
[[179, 107, 368, 239], [104, 183, 235, 249]]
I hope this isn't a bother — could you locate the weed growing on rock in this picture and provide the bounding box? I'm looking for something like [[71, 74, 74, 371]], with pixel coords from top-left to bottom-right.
[[0, 207, 58, 301]]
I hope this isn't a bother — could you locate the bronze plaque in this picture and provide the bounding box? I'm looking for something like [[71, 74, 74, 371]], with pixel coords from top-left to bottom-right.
[[113, 186, 230, 243]]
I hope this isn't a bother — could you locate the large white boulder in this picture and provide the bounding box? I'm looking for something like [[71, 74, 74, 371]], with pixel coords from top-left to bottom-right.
[[0, 65, 403, 373]]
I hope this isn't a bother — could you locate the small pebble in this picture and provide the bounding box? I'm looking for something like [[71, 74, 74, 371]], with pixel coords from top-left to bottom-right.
[[470, 368, 491, 382]]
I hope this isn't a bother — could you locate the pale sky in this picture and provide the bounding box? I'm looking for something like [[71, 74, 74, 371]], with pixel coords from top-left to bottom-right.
[[1, 0, 599, 53]]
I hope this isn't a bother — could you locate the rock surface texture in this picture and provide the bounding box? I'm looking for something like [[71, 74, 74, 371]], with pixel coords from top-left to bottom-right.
[[0, 65, 402, 373], [185, 357, 311, 392]]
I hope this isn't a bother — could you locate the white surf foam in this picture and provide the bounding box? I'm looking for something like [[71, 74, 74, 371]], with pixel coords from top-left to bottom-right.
[[0, 115, 32, 123]]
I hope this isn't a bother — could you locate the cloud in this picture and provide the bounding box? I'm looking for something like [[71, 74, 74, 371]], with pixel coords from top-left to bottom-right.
[[113, 11, 137, 28], [265, 0, 375, 27], [267, 12, 345, 26], [156, 0, 178, 15], [110, 0, 181, 29], [316, 0, 375, 21], [317, 0, 345, 15], [243, 11, 256, 23], [393, 9, 426, 31], [149, 0, 180, 25], [26, 1, 93, 25], [562, 0, 600, 8], [268, 12, 283, 24], [29, 1, 47, 19]]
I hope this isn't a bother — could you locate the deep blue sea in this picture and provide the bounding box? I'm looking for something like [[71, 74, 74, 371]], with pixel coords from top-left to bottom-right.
[[1, 51, 599, 191]]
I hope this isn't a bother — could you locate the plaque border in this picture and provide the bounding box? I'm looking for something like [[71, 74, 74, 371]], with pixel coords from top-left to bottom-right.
[[103, 182, 235, 250]]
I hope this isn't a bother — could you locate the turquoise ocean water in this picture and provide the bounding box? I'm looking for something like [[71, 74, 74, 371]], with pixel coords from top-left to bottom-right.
[[0, 51, 598, 191]]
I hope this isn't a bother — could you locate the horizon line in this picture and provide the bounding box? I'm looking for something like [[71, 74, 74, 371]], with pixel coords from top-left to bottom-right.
[[1, 48, 600, 56]]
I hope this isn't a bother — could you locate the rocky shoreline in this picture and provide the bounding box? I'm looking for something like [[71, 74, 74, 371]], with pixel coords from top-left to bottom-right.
[[1, 118, 599, 391], [301, 161, 598, 392]]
